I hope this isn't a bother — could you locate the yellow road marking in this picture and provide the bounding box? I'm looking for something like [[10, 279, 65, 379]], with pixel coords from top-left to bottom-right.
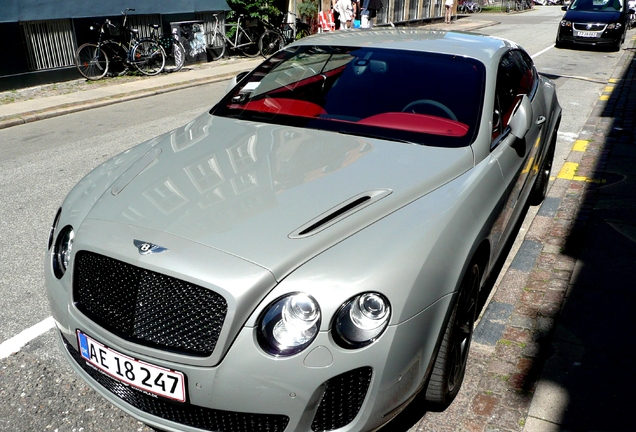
[[557, 162, 605, 183], [603, 86, 614, 92], [572, 140, 588, 152], [600, 95, 610, 101]]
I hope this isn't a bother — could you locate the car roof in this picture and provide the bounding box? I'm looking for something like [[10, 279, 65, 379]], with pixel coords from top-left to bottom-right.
[[292, 28, 514, 67]]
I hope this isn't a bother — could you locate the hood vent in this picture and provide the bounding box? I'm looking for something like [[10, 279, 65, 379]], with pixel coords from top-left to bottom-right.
[[289, 189, 392, 239]]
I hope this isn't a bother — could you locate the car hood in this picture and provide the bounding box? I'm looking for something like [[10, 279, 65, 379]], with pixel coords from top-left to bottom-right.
[[85, 113, 473, 280], [564, 10, 622, 23]]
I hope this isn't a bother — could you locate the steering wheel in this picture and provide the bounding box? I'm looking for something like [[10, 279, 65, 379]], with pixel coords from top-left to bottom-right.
[[402, 99, 458, 121]]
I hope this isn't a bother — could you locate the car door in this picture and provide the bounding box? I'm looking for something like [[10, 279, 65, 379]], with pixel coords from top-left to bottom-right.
[[489, 49, 546, 252]]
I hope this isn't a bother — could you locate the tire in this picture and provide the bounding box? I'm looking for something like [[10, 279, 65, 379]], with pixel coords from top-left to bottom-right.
[[164, 41, 185, 73], [132, 40, 166, 76], [259, 31, 284, 58], [529, 131, 556, 206], [425, 262, 480, 411], [474, 4, 482, 12], [207, 30, 226, 61], [75, 43, 108, 80], [239, 27, 261, 58]]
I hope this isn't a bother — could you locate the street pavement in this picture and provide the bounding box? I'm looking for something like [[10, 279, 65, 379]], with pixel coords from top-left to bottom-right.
[[1, 16, 635, 432]]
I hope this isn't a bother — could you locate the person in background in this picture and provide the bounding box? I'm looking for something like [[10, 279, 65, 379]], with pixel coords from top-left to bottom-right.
[[444, 0, 454, 24], [352, 0, 361, 28], [361, 0, 382, 28], [335, 0, 353, 29]]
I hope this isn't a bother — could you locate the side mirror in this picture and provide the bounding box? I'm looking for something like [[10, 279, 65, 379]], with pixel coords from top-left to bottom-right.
[[225, 71, 250, 94], [508, 95, 533, 140]]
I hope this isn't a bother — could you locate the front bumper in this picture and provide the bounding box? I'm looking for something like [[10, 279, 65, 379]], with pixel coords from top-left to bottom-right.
[[54, 291, 452, 432], [557, 28, 624, 47]]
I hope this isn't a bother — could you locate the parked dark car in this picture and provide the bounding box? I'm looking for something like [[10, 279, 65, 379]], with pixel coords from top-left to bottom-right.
[[556, 0, 633, 51]]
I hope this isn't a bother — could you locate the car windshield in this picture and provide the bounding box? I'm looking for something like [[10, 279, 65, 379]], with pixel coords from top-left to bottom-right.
[[569, 0, 624, 11], [212, 45, 486, 148]]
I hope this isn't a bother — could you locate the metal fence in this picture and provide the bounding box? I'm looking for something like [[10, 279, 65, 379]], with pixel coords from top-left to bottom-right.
[[20, 19, 76, 71]]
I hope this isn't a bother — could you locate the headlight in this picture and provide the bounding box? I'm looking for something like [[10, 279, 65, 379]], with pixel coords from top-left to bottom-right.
[[47, 208, 62, 250], [607, 23, 621, 30], [560, 20, 572, 27], [333, 292, 391, 349], [53, 225, 74, 279], [257, 293, 320, 356]]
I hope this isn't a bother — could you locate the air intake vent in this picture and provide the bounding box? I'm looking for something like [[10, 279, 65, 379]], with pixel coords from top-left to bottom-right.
[[289, 189, 392, 238]]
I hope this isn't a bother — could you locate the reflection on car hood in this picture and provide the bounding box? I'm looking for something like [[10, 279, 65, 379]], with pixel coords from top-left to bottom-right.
[[86, 113, 473, 279], [564, 10, 622, 23]]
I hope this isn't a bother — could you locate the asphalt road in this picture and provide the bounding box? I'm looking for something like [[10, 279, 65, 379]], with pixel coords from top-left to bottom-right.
[[0, 7, 630, 432]]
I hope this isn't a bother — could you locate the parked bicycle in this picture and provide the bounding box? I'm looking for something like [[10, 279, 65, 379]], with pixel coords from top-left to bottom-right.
[[507, 0, 532, 11], [206, 14, 261, 61], [458, 0, 482, 13], [259, 12, 311, 58], [150, 25, 186, 73], [75, 8, 166, 80]]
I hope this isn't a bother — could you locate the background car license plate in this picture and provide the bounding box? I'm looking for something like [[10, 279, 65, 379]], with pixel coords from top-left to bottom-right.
[[77, 331, 186, 402], [575, 31, 600, 38]]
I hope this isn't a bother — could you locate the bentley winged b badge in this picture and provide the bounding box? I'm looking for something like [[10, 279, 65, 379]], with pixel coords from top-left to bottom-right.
[[133, 240, 168, 255]]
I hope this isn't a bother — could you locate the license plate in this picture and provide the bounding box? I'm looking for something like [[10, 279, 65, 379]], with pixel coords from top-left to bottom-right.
[[575, 31, 600, 38], [77, 331, 186, 402]]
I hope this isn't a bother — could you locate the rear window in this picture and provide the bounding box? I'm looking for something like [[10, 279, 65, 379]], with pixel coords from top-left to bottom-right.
[[212, 45, 486, 148]]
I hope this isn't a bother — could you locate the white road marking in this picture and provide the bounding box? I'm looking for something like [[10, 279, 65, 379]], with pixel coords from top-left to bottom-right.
[[532, 44, 555, 59], [0, 316, 54, 359]]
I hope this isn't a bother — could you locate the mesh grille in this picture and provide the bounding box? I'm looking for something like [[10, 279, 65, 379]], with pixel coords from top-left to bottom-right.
[[311, 367, 372, 431], [63, 336, 289, 432], [73, 251, 227, 356]]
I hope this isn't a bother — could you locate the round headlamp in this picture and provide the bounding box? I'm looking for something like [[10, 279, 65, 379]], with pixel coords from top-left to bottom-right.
[[257, 293, 321, 356], [333, 292, 391, 349], [53, 225, 74, 279]]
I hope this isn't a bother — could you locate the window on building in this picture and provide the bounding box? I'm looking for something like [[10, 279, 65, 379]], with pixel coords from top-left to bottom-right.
[[20, 19, 76, 71]]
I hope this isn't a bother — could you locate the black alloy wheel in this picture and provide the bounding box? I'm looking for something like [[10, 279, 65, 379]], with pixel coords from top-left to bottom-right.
[[425, 262, 480, 411]]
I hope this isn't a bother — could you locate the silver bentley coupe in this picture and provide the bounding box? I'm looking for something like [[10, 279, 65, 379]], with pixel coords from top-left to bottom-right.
[[46, 29, 561, 432]]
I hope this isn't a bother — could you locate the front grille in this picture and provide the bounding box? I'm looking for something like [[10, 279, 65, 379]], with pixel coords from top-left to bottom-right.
[[73, 251, 227, 356], [311, 367, 372, 431], [573, 23, 606, 32], [63, 335, 289, 432]]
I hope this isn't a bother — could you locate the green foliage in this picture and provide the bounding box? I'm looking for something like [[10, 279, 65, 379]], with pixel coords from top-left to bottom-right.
[[226, 0, 280, 21], [298, 0, 319, 20]]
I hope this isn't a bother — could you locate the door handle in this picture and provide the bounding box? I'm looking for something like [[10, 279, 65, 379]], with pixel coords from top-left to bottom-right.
[[536, 116, 546, 125]]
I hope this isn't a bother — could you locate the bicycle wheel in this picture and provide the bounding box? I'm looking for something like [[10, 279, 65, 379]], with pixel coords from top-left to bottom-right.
[[259, 30, 284, 58], [473, 4, 482, 12], [132, 40, 166, 76], [164, 40, 185, 73], [101, 41, 129, 77], [239, 27, 261, 58], [75, 43, 108, 80], [207, 30, 226, 61]]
